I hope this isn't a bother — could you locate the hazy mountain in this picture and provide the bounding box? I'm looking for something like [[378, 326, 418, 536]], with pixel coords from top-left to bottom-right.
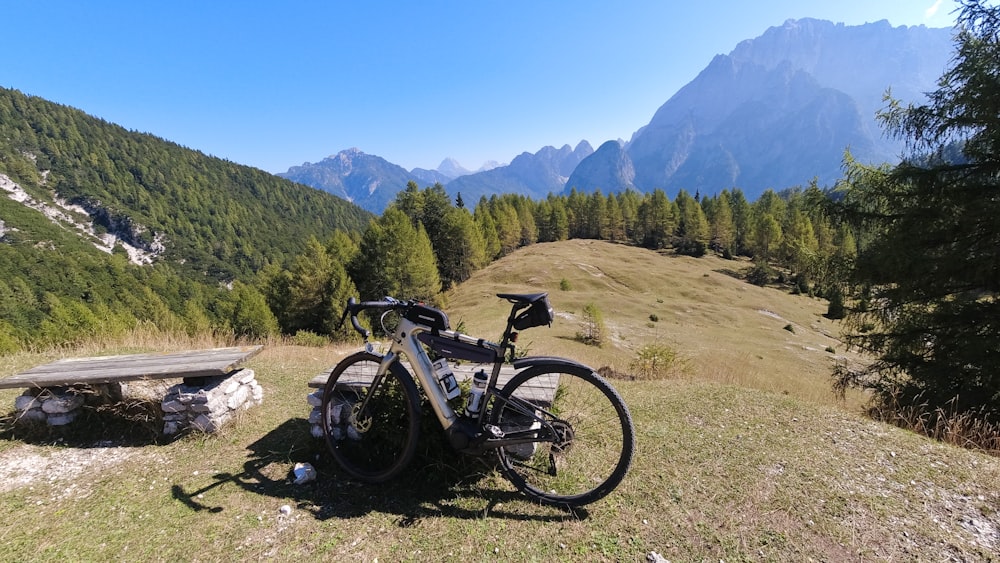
[[282, 144, 593, 212], [569, 18, 952, 199], [278, 148, 417, 213], [565, 140, 635, 194], [410, 157, 473, 186], [446, 141, 594, 203], [409, 166, 452, 186], [437, 158, 473, 178]]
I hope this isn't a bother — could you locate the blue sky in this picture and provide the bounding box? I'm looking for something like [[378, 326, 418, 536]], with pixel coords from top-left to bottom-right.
[[3, 1, 957, 174]]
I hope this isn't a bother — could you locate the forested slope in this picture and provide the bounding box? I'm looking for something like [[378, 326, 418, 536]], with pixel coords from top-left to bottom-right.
[[0, 88, 370, 350]]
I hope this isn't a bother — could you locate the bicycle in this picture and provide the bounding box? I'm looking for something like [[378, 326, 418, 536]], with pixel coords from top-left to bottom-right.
[[321, 292, 635, 507]]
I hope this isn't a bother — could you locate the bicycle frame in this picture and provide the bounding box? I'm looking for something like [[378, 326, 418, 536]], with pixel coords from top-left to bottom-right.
[[379, 316, 502, 431], [365, 315, 573, 453]]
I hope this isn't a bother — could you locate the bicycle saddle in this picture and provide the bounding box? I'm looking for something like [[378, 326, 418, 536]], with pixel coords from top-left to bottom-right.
[[497, 292, 548, 304]]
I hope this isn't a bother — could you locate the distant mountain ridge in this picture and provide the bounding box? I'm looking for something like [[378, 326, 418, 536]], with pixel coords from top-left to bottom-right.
[[280, 142, 593, 212], [280, 18, 952, 209], [577, 18, 952, 198]]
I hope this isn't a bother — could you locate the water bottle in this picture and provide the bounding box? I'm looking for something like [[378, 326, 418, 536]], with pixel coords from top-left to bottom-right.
[[433, 358, 461, 400], [465, 369, 489, 417]]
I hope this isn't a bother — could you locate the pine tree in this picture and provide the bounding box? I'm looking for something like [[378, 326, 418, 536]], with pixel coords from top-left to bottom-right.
[[836, 0, 1000, 421], [436, 207, 487, 289], [474, 200, 502, 260], [351, 208, 441, 302], [675, 189, 710, 256]]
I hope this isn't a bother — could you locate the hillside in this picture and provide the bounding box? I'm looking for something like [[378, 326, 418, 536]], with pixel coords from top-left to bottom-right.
[[443, 239, 861, 405], [0, 240, 998, 560], [0, 87, 372, 349], [0, 87, 371, 280]]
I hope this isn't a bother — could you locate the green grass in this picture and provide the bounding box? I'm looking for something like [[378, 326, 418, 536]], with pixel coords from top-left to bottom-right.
[[0, 240, 998, 560]]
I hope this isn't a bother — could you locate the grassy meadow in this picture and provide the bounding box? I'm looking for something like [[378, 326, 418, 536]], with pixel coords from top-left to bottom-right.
[[1, 240, 997, 561]]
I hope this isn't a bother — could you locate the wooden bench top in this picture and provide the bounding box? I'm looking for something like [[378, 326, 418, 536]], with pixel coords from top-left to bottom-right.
[[0, 346, 263, 390]]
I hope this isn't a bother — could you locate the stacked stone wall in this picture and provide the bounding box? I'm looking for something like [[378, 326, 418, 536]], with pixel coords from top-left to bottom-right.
[[14, 388, 86, 426], [161, 368, 263, 435]]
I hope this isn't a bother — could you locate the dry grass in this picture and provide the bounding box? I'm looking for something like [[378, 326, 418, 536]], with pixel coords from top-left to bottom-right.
[[0, 240, 997, 561], [443, 240, 867, 408]]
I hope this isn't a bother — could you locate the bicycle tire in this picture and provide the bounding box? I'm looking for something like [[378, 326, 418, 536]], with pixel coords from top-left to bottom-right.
[[321, 351, 421, 483], [489, 363, 635, 507]]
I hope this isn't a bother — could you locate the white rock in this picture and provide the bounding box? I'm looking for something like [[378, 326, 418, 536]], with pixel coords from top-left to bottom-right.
[[279, 505, 293, 516], [41, 393, 84, 414], [308, 408, 322, 425], [161, 399, 186, 413], [227, 385, 250, 410], [237, 369, 256, 384], [222, 379, 240, 395], [47, 411, 79, 426], [15, 394, 43, 411], [307, 392, 323, 407], [310, 424, 325, 439], [192, 414, 217, 433]]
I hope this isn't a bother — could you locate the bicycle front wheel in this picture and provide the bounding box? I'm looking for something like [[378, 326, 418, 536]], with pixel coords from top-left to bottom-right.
[[490, 363, 635, 507], [321, 351, 421, 483]]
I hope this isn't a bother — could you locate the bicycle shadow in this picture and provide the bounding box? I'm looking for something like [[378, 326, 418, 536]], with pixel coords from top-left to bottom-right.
[[170, 418, 588, 523]]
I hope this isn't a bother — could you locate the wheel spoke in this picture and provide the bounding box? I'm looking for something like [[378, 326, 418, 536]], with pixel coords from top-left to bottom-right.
[[491, 364, 635, 507]]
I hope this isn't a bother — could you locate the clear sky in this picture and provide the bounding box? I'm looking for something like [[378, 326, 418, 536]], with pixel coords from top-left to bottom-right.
[[3, 1, 958, 174]]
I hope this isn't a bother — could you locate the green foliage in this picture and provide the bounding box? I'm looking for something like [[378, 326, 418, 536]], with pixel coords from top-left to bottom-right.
[[0, 87, 370, 351], [559, 278, 572, 291], [221, 282, 279, 339], [291, 330, 330, 347], [746, 261, 774, 286], [628, 343, 679, 379], [825, 285, 847, 320], [576, 302, 606, 347], [834, 0, 1000, 422], [350, 208, 441, 302], [0, 320, 19, 354]]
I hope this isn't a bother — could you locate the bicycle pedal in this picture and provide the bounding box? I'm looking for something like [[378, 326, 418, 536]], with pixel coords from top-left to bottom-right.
[[484, 424, 505, 439]]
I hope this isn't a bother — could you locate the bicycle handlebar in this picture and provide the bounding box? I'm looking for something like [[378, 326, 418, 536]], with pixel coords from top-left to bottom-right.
[[339, 296, 410, 340]]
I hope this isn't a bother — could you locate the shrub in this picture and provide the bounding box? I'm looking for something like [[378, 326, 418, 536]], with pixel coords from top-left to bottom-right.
[[559, 278, 572, 291], [826, 285, 847, 320], [292, 330, 329, 347], [575, 302, 606, 347], [649, 313, 659, 323], [628, 343, 679, 380], [746, 262, 774, 286]]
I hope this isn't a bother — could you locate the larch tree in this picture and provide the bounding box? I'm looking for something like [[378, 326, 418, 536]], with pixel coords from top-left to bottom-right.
[[835, 0, 1000, 422]]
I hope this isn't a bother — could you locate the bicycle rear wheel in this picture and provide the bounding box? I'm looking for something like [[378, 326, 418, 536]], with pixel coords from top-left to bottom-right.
[[321, 351, 421, 483], [490, 363, 635, 507]]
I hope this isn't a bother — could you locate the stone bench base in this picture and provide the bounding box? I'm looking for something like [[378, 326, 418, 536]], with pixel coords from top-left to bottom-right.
[[161, 368, 264, 435], [13, 368, 263, 435]]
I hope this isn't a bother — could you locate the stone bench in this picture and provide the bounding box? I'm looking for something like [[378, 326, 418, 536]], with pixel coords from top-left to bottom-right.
[[305, 361, 556, 439], [1, 346, 263, 434]]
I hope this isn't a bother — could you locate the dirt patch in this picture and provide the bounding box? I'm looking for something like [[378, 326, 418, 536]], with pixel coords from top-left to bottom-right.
[[0, 443, 161, 500]]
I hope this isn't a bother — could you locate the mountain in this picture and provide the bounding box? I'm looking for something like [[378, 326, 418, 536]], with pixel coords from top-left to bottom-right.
[[569, 18, 953, 199], [565, 140, 634, 195], [277, 148, 417, 213], [446, 141, 594, 203], [410, 157, 473, 186], [436, 157, 473, 178], [280, 143, 592, 212]]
